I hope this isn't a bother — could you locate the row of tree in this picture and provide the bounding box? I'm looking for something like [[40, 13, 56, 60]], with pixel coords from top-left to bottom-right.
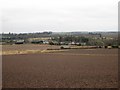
[[51, 36, 119, 46]]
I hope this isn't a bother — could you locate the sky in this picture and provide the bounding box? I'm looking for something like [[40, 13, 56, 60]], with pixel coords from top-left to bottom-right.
[[0, 0, 119, 33]]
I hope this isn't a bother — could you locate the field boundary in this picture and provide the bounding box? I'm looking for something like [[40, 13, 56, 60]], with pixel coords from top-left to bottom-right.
[[1, 49, 67, 55]]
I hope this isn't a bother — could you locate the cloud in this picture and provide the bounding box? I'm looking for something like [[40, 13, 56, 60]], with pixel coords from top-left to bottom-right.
[[0, 0, 119, 33]]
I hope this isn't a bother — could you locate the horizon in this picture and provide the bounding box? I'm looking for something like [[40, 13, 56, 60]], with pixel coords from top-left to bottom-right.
[[1, 30, 118, 34]]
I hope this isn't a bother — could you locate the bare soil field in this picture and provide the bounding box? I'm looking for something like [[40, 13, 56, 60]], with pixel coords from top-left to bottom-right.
[[2, 49, 118, 88]]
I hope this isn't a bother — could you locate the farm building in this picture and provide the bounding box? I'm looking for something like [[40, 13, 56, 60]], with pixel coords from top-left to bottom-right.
[[15, 40, 24, 44], [60, 45, 70, 49]]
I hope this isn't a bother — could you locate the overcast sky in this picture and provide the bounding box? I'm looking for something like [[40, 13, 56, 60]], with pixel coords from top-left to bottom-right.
[[0, 0, 119, 33]]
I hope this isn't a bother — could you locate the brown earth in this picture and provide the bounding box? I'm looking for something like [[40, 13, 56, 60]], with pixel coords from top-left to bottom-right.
[[2, 49, 118, 88]]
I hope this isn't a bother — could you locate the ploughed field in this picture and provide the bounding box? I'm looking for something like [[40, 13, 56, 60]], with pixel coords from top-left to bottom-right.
[[2, 47, 118, 88]]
